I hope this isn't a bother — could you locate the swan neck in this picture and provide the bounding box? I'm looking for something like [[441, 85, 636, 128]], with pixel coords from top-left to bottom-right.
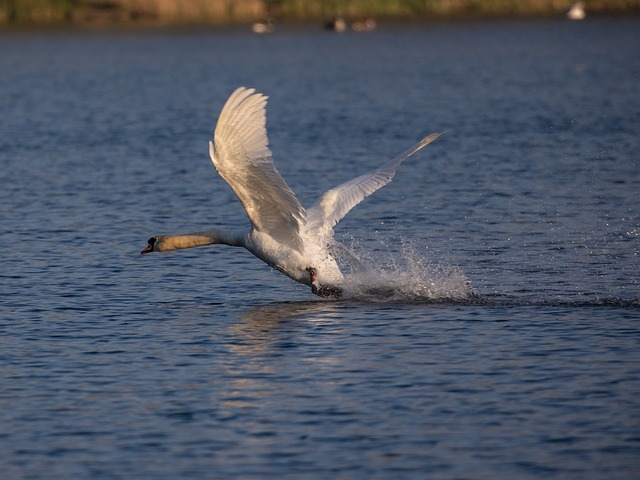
[[207, 229, 245, 247], [158, 230, 244, 251]]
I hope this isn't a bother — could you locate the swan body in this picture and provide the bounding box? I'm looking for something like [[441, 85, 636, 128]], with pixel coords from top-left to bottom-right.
[[142, 87, 441, 297]]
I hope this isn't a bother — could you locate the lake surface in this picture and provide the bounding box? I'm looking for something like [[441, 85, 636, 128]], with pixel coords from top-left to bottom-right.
[[1, 17, 639, 479]]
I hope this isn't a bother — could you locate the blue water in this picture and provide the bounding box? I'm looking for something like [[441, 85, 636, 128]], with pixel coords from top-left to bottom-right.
[[1, 18, 639, 479]]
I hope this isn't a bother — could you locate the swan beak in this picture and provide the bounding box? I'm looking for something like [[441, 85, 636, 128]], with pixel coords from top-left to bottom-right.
[[141, 236, 157, 255]]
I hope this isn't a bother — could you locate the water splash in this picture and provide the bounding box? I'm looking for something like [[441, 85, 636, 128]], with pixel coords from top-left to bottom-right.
[[327, 236, 638, 307], [332, 237, 476, 303]]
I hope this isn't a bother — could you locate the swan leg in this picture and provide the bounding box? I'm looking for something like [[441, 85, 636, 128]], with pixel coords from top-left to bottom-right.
[[306, 267, 342, 298], [306, 267, 321, 294]]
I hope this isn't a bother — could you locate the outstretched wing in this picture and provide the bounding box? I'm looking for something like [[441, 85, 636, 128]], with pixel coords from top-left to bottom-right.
[[306, 133, 442, 240], [210, 87, 306, 253]]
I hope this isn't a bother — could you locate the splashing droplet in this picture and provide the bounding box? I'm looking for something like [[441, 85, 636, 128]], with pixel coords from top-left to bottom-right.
[[333, 236, 476, 303]]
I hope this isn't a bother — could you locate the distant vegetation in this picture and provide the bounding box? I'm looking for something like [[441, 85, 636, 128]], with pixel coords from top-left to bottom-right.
[[1, 0, 639, 26]]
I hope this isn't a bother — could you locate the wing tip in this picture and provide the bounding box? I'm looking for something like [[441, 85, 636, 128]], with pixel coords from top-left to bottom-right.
[[418, 132, 444, 147], [230, 86, 268, 105]]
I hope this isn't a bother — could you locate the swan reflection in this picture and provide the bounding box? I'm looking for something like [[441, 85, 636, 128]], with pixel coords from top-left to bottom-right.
[[226, 300, 344, 351]]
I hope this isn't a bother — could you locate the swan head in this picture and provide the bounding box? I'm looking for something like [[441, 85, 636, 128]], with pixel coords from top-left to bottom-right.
[[141, 236, 158, 255]]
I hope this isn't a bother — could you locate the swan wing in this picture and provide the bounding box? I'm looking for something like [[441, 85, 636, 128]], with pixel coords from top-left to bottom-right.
[[210, 87, 305, 253], [307, 133, 442, 240]]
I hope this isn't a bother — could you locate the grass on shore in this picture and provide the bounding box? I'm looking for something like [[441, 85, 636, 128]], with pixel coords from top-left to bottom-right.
[[1, 0, 639, 26]]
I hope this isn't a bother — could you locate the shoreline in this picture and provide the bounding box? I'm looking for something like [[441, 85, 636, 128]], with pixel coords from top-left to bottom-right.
[[1, 15, 638, 39], [2, 0, 639, 29]]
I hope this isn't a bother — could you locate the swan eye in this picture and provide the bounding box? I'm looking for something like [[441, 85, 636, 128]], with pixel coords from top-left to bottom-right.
[[147, 237, 157, 245]]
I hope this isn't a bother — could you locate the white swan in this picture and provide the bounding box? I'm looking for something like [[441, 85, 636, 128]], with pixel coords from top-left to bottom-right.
[[142, 87, 441, 297], [566, 2, 586, 20]]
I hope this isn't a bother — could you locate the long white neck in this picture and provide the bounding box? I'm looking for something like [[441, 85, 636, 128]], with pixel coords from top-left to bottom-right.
[[155, 230, 245, 251]]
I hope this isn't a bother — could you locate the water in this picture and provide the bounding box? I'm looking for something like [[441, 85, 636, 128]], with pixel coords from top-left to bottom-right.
[[1, 18, 639, 479]]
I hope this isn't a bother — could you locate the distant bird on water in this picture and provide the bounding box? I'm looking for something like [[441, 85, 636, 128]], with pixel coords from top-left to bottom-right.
[[252, 17, 275, 33], [352, 18, 377, 32], [324, 14, 347, 32], [566, 2, 586, 20]]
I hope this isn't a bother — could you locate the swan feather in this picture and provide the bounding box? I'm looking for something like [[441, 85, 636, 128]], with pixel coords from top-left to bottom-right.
[[306, 132, 441, 241], [210, 87, 306, 253]]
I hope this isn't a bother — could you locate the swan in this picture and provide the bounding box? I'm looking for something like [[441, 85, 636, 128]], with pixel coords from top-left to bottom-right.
[[566, 2, 586, 20], [141, 87, 441, 297]]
